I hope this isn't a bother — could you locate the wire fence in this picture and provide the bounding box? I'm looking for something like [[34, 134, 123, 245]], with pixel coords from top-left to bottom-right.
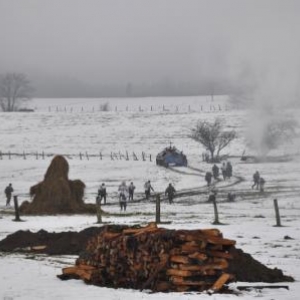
[[32, 103, 236, 113], [0, 150, 154, 162]]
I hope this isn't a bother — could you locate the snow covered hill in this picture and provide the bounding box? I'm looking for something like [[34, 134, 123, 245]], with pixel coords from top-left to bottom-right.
[[0, 96, 299, 300]]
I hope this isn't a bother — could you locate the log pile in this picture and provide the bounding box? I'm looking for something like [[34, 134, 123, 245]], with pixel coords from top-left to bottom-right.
[[58, 223, 236, 293]]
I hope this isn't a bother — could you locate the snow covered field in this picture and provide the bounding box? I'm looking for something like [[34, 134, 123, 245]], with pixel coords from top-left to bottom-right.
[[0, 96, 300, 300]]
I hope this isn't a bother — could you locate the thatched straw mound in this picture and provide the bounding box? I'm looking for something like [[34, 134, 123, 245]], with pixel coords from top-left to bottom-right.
[[20, 155, 96, 215]]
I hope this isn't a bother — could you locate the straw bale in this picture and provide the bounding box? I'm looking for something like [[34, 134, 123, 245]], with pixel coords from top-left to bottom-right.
[[20, 155, 92, 215]]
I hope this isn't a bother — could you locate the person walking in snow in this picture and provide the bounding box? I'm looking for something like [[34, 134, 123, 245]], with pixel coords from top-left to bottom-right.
[[252, 171, 260, 190], [144, 180, 154, 200], [5, 183, 13, 206], [226, 161, 233, 179], [205, 171, 213, 187], [212, 164, 219, 180], [118, 181, 128, 211], [97, 183, 107, 204], [165, 183, 176, 204], [128, 182, 136, 201]]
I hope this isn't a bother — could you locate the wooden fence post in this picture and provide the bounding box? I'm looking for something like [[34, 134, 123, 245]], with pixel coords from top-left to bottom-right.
[[86, 151, 89, 160], [212, 199, 221, 225], [126, 151, 129, 161], [142, 152, 146, 161], [273, 199, 282, 227], [96, 197, 102, 224], [13, 195, 21, 222], [79, 152, 82, 160], [155, 194, 161, 224]]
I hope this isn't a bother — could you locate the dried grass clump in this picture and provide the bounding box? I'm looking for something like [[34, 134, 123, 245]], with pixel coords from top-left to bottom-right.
[[20, 155, 95, 215]]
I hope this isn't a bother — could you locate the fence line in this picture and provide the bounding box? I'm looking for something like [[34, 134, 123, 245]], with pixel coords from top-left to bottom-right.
[[35, 104, 234, 113], [0, 150, 154, 162]]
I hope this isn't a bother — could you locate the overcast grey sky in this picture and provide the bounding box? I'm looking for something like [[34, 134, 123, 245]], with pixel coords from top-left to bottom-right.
[[0, 0, 299, 94]]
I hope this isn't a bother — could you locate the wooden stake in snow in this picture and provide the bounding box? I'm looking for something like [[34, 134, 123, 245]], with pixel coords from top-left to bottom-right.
[[273, 199, 282, 227], [155, 194, 161, 224], [212, 198, 221, 225], [96, 197, 102, 224], [13, 196, 21, 222]]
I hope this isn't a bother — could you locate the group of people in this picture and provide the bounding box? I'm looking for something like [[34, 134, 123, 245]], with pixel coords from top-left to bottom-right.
[[203, 163, 266, 204], [205, 161, 233, 186], [96, 180, 177, 211], [96, 181, 136, 211]]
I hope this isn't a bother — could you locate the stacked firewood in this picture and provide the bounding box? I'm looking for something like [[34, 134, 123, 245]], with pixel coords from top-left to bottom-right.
[[59, 223, 236, 293]]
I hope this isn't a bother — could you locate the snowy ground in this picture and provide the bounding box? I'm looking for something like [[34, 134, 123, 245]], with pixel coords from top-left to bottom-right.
[[0, 96, 299, 300]]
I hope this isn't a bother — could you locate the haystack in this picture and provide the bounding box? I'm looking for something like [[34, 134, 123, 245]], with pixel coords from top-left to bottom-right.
[[20, 155, 95, 215]]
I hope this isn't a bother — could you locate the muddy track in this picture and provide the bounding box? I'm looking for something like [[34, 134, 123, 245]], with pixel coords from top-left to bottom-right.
[[123, 166, 247, 203], [167, 165, 246, 199]]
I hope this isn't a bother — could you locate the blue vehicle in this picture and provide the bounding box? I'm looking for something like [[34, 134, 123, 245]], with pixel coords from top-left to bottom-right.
[[156, 146, 187, 167]]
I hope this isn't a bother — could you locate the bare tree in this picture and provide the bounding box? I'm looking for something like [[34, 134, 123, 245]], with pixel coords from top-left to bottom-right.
[[190, 118, 236, 162], [0, 73, 34, 112]]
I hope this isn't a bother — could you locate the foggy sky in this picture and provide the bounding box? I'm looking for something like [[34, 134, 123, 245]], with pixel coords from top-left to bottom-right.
[[0, 0, 300, 97]]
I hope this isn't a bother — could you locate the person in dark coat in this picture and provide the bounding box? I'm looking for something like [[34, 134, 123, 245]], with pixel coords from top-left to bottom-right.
[[226, 161, 233, 179], [252, 171, 260, 189], [205, 171, 213, 186], [165, 183, 176, 204], [5, 183, 14, 206], [97, 183, 107, 204], [128, 182, 135, 201], [212, 164, 219, 180]]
